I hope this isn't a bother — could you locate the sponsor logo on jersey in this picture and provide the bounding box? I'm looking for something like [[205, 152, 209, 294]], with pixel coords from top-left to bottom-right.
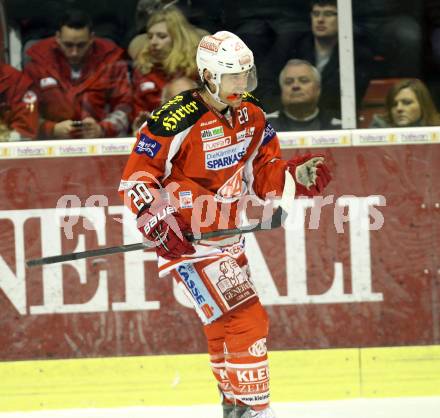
[[179, 190, 193, 209], [237, 366, 269, 383], [40, 77, 58, 88], [240, 393, 270, 402], [205, 139, 251, 170], [177, 264, 222, 323], [202, 257, 256, 310], [262, 121, 276, 145], [201, 126, 224, 141], [134, 133, 161, 158], [162, 102, 199, 131], [200, 119, 217, 127], [202, 136, 231, 152], [236, 126, 255, 142], [248, 338, 267, 357], [177, 265, 207, 306], [151, 95, 184, 119], [149, 95, 200, 131], [224, 241, 245, 257], [216, 167, 245, 201]]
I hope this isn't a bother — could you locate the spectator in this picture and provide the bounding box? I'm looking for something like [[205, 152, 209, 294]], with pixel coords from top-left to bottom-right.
[[160, 76, 198, 104], [267, 59, 341, 131], [425, 0, 440, 109], [427, 0, 440, 71], [128, 33, 148, 62], [285, 0, 372, 118], [0, 62, 38, 141], [132, 76, 198, 132], [221, 0, 311, 112], [24, 9, 132, 139], [131, 5, 204, 125], [6, 0, 139, 65], [134, 0, 174, 33], [352, 0, 423, 77], [128, 2, 208, 61], [128, 0, 176, 60], [129, 0, 221, 55], [369, 79, 440, 128]]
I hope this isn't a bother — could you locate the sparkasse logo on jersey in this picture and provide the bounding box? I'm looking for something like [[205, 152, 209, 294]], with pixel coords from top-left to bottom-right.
[[176, 264, 222, 323], [201, 126, 224, 141]]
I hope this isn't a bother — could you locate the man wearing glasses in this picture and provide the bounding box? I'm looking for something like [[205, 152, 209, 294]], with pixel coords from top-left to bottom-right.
[[286, 0, 372, 120], [24, 9, 132, 139]]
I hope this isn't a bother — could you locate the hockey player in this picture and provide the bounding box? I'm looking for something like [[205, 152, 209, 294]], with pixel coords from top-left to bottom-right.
[[119, 31, 331, 418]]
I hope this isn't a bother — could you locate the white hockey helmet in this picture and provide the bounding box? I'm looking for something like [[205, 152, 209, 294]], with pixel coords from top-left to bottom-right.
[[196, 31, 257, 104]]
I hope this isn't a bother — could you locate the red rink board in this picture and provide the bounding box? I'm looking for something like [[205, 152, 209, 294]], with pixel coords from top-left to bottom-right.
[[0, 145, 439, 360]]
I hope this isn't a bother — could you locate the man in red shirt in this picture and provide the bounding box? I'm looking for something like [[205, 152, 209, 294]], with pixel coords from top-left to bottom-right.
[[0, 63, 38, 141], [24, 9, 132, 139]]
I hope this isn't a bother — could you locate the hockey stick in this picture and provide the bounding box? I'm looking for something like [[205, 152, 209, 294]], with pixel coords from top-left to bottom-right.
[[25, 207, 285, 268], [26, 170, 296, 268]]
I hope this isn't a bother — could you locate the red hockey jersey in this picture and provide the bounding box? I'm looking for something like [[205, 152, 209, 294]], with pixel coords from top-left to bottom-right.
[[0, 63, 38, 139], [120, 90, 287, 237]]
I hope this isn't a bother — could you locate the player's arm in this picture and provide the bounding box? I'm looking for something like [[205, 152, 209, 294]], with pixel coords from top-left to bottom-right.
[[118, 125, 194, 259], [250, 121, 332, 200], [248, 120, 287, 200]]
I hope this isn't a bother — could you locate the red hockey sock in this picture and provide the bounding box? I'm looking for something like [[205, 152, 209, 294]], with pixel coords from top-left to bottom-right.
[[204, 301, 270, 409]]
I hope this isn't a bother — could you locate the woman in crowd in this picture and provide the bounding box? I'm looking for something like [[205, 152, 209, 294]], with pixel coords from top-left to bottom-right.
[[131, 6, 205, 129], [370, 79, 440, 128]]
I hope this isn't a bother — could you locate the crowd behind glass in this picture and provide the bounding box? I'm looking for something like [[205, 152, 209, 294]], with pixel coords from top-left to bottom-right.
[[1, 0, 439, 142]]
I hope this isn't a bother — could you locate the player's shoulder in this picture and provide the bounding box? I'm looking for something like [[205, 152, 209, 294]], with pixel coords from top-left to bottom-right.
[[147, 89, 209, 136], [241, 91, 266, 114]]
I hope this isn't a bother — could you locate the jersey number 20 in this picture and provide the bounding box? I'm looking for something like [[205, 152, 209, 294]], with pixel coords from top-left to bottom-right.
[[237, 107, 249, 125], [128, 183, 154, 210]]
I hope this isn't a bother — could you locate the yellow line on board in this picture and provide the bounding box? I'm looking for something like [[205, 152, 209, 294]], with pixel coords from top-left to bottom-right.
[[1, 345, 439, 412]]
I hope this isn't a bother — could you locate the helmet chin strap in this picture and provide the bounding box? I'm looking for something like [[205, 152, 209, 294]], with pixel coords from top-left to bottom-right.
[[204, 78, 230, 107]]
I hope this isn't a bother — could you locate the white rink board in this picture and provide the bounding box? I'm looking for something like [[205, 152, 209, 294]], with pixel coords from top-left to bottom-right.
[[1, 398, 439, 418], [1, 126, 439, 159]]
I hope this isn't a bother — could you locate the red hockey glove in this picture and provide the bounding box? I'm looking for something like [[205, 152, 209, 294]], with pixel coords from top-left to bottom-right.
[[287, 154, 332, 197], [137, 202, 195, 259]]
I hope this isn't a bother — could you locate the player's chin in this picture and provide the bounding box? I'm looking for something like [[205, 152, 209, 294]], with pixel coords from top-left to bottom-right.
[[226, 94, 243, 108]]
